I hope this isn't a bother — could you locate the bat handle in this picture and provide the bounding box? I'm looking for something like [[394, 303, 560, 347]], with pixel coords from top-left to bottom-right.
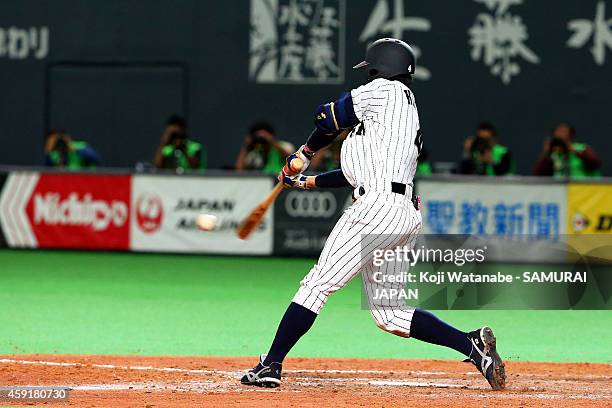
[[261, 182, 284, 207], [235, 182, 285, 240], [271, 182, 284, 197]]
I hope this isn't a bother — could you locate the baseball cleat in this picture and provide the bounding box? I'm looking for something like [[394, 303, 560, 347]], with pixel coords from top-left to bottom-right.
[[240, 354, 282, 388], [465, 327, 506, 390]]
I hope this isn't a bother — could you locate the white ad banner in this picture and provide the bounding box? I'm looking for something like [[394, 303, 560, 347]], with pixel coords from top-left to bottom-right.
[[130, 175, 273, 255], [419, 180, 567, 239], [418, 180, 568, 262]]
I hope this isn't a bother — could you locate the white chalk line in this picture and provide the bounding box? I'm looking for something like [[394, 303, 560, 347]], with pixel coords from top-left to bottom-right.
[[0, 358, 468, 378], [0, 359, 470, 390], [1, 358, 610, 381], [368, 380, 463, 388], [2, 358, 611, 401]]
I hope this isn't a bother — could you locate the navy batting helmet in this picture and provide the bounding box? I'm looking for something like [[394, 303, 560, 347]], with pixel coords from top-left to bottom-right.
[[353, 38, 416, 80]]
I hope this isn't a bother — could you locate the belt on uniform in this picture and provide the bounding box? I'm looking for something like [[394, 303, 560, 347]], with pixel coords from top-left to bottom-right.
[[358, 182, 407, 196], [356, 182, 420, 210]]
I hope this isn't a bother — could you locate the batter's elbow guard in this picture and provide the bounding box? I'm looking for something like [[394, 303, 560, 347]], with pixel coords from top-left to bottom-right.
[[313, 92, 359, 135], [314, 103, 338, 134]]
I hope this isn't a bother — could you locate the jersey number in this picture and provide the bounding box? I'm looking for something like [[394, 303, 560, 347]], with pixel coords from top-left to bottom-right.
[[404, 90, 423, 157], [415, 129, 423, 157]]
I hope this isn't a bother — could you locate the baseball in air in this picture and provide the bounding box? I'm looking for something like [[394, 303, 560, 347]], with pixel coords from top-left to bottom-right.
[[196, 214, 218, 231]]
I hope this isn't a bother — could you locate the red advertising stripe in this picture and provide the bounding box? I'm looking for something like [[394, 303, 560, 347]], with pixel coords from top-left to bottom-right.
[[25, 174, 131, 250]]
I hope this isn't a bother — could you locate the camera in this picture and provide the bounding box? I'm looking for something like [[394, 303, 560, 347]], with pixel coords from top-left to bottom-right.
[[168, 130, 187, 150], [251, 134, 269, 145], [471, 136, 491, 154], [549, 136, 568, 153], [53, 136, 68, 151], [50, 132, 70, 155], [168, 130, 186, 143]]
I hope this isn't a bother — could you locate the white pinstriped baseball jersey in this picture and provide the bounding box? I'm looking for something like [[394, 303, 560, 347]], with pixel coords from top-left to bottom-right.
[[292, 78, 423, 337], [341, 78, 422, 193]]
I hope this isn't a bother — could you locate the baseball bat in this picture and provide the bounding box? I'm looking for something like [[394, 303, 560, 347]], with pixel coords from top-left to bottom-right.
[[236, 182, 284, 240], [236, 157, 304, 240]]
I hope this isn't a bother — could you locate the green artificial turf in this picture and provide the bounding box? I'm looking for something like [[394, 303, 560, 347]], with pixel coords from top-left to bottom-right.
[[0, 249, 609, 362]]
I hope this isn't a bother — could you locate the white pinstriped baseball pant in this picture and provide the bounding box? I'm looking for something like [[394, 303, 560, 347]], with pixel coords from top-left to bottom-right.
[[292, 190, 422, 338]]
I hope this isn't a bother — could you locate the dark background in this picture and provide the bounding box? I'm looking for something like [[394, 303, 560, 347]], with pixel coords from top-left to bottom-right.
[[274, 187, 352, 256], [0, 0, 610, 174]]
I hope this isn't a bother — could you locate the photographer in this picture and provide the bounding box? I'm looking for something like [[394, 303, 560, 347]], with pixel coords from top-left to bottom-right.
[[153, 115, 206, 171], [235, 121, 294, 175], [460, 122, 514, 176], [533, 123, 601, 178], [44, 129, 100, 169]]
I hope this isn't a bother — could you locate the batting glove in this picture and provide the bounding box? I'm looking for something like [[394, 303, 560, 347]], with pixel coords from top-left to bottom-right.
[[280, 174, 312, 190], [282, 145, 315, 178]]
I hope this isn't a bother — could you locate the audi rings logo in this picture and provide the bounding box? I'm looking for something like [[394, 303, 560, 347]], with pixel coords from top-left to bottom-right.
[[285, 191, 337, 218]]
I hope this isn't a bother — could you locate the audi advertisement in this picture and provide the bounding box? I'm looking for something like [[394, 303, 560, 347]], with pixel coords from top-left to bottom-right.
[[274, 188, 353, 257]]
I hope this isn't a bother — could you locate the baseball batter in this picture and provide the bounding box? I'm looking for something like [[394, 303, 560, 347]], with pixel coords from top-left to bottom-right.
[[241, 38, 506, 390]]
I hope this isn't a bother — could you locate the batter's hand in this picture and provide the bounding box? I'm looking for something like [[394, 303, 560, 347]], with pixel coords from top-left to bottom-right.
[[282, 145, 314, 177], [279, 174, 315, 190]]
